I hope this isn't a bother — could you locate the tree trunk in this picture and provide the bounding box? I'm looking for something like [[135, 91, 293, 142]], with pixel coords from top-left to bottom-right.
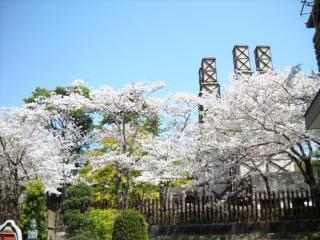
[[115, 173, 122, 208], [159, 182, 169, 200], [13, 168, 20, 221], [304, 157, 320, 194], [124, 170, 131, 209], [288, 148, 320, 195], [261, 174, 271, 199]]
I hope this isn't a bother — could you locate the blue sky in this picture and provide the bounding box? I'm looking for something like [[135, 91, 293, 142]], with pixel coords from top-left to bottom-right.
[[0, 0, 317, 107]]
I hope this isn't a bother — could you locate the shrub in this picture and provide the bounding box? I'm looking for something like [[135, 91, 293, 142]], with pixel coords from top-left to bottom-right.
[[89, 209, 119, 240], [112, 209, 148, 240], [62, 182, 94, 212], [62, 210, 95, 234], [62, 182, 97, 238], [20, 180, 47, 240]]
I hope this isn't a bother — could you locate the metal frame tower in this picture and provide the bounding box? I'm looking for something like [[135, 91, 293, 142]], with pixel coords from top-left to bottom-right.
[[254, 46, 273, 73], [198, 58, 220, 97], [232, 45, 252, 74]]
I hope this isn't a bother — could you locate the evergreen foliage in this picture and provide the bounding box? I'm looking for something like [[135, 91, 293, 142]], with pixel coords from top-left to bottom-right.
[[62, 182, 98, 239], [23, 85, 93, 134], [20, 180, 47, 240], [112, 209, 148, 240]]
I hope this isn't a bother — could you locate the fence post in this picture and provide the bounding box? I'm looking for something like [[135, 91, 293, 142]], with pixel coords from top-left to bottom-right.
[[159, 198, 162, 224], [188, 198, 192, 223], [254, 193, 258, 222], [296, 190, 301, 219], [172, 198, 175, 225], [276, 191, 281, 219], [227, 196, 231, 223], [210, 195, 214, 223], [258, 192, 262, 221], [245, 194, 249, 222], [147, 199, 151, 224], [287, 190, 292, 219], [272, 192, 276, 221], [193, 194, 200, 223], [291, 191, 296, 220], [305, 190, 310, 219], [206, 196, 210, 223], [202, 195, 205, 223], [165, 198, 168, 225], [180, 196, 183, 224], [214, 198, 219, 223]]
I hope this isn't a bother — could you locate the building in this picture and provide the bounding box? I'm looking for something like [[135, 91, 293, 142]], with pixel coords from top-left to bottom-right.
[[302, 0, 320, 130], [304, 0, 320, 70], [305, 89, 320, 129]]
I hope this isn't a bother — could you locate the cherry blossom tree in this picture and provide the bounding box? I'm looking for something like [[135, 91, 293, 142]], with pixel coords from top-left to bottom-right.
[[25, 81, 98, 193], [89, 81, 166, 207], [0, 108, 63, 217], [198, 67, 320, 194]]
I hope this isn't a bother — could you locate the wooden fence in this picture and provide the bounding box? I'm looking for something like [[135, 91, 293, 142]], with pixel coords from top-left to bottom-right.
[[130, 190, 320, 225], [1, 190, 320, 226]]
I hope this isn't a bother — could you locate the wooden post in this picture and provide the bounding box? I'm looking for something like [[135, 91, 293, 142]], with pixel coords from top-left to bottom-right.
[[262, 192, 266, 221], [310, 191, 317, 218], [180, 196, 184, 224], [151, 199, 154, 225], [214, 199, 219, 222], [291, 191, 296, 220], [160, 198, 163, 225], [206, 196, 210, 223], [185, 197, 188, 224], [254, 193, 258, 222], [281, 191, 286, 219], [268, 192, 272, 221], [305, 190, 310, 219], [210, 195, 214, 223], [164, 198, 168, 225], [147, 199, 150, 224], [227, 197, 231, 223], [155, 199, 159, 224], [188, 199, 192, 223], [245, 195, 249, 222], [237, 197, 240, 222], [197, 195, 201, 223], [143, 200, 146, 219], [202, 195, 205, 223], [172, 199, 175, 225], [231, 195, 235, 223], [258, 192, 262, 221], [296, 190, 301, 219], [276, 191, 281, 219], [219, 204, 222, 223], [193, 195, 197, 223], [272, 192, 277, 221], [286, 190, 291, 219]]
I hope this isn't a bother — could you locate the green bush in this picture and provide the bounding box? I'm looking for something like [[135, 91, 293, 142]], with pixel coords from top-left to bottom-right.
[[62, 182, 97, 238], [62, 210, 95, 234], [20, 180, 47, 240], [62, 182, 94, 212], [112, 209, 148, 240], [89, 209, 119, 240]]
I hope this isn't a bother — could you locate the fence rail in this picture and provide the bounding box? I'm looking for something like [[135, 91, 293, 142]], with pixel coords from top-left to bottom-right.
[[1, 190, 320, 226], [120, 190, 320, 225]]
